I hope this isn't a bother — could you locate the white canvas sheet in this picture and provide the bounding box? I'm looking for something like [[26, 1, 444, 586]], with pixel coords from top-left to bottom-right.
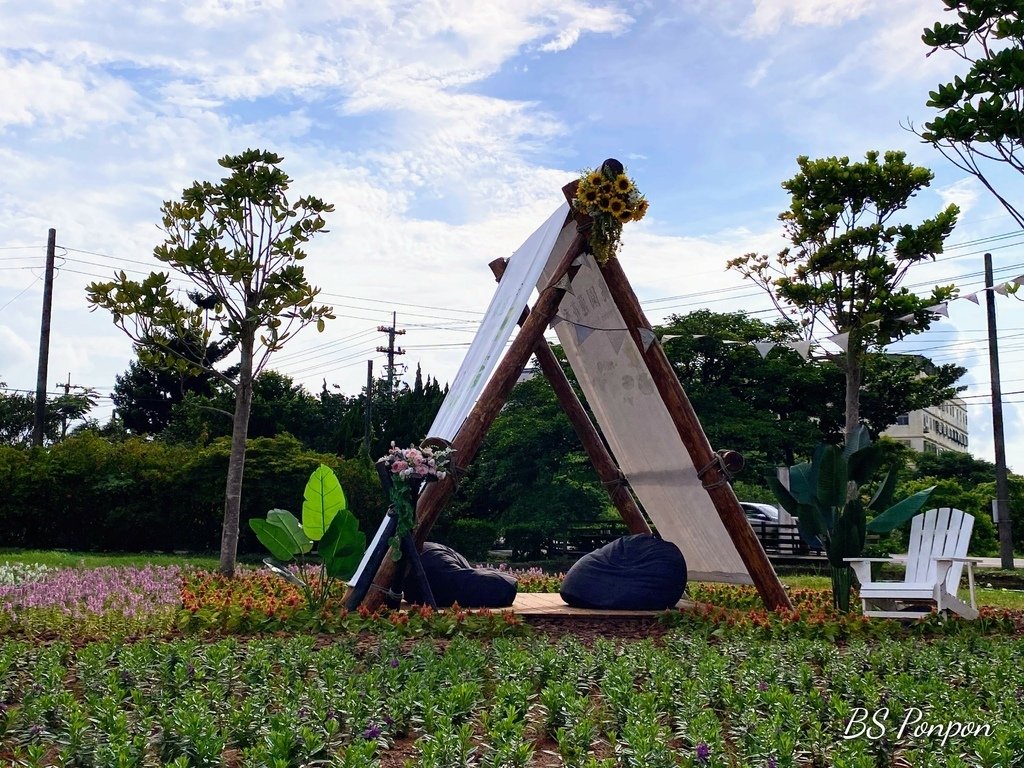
[[540, 252, 752, 584], [428, 202, 570, 441]]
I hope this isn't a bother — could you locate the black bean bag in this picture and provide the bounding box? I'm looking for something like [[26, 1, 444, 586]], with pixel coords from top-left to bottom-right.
[[403, 543, 518, 608], [560, 534, 687, 610]]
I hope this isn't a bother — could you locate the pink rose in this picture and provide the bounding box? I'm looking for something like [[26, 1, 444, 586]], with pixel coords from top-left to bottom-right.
[[415, 464, 429, 476], [392, 460, 408, 474]]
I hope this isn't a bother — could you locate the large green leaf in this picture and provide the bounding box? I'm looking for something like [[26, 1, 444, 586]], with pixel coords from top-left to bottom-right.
[[829, 504, 865, 566], [302, 464, 347, 541], [795, 503, 827, 538], [848, 444, 884, 486], [263, 557, 306, 587], [842, 424, 871, 459], [267, 508, 313, 555], [249, 519, 297, 562], [788, 462, 817, 505], [767, 476, 801, 518], [815, 445, 847, 509], [319, 509, 365, 580], [867, 468, 897, 511], [865, 486, 937, 533]]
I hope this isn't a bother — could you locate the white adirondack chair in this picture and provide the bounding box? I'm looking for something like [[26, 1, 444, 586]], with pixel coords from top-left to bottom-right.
[[846, 508, 979, 620]]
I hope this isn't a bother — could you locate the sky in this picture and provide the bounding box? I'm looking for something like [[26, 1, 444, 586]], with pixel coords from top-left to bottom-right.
[[2, 0, 1023, 473]]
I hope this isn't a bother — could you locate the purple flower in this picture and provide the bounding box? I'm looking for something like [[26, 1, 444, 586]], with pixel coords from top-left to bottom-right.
[[768, 757, 777, 768], [758, 681, 769, 692], [389, 658, 399, 669], [362, 723, 381, 740], [696, 742, 710, 765], [28, 724, 43, 740]]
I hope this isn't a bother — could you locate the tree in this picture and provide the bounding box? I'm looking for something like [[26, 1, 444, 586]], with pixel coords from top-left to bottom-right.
[[728, 151, 959, 441], [112, 334, 235, 434], [0, 380, 97, 445], [920, 1, 1024, 227], [87, 149, 335, 576]]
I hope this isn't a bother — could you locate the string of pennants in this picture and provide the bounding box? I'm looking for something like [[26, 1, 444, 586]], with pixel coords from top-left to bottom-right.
[[548, 271, 1024, 360]]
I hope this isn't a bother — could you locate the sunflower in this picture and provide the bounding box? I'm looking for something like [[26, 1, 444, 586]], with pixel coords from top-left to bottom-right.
[[633, 199, 648, 220], [597, 195, 612, 211], [599, 182, 613, 195], [587, 171, 604, 186], [580, 187, 599, 205], [614, 174, 632, 193], [618, 209, 633, 222], [609, 198, 625, 215]]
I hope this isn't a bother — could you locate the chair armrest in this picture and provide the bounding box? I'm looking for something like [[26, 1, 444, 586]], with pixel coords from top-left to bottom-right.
[[932, 557, 982, 565], [844, 558, 895, 563]]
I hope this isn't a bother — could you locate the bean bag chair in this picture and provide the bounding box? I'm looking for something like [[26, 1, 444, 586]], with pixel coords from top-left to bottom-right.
[[560, 534, 687, 610], [404, 543, 518, 608]]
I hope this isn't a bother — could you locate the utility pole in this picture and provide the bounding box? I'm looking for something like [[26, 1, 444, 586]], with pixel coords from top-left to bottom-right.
[[59, 372, 71, 440], [376, 311, 406, 396], [32, 228, 57, 447], [985, 253, 1015, 570], [363, 360, 373, 454]]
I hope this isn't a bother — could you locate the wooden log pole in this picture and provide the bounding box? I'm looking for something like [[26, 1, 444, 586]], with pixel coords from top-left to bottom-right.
[[359, 226, 588, 610], [599, 257, 793, 611], [489, 256, 651, 536]]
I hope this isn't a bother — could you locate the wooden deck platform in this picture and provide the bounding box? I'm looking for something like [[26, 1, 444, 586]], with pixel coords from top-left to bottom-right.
[[507, 592, 694, 617]]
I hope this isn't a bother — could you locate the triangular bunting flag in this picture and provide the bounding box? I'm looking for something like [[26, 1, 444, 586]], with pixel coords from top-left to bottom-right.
[[930, 303, 949, 317], [825, 331, 850, 352], [661, 334, 682, 342], [638, 328, 658, 352], [962, 292, 980, 304], [1014, 274, 1024, 286], [787, 340, 812, 360], [721, 339, 742, 345], [753, 341, 776, 358], [897, 313, 916, 324], [866, 319, 882, 327], [608, 329, 628, 354], [571, 254, 585, 268], [995, 282, 1010, 296], [575, 324, 595, 345], [692, 334, 707, 339], [554, 274, 574, 294]]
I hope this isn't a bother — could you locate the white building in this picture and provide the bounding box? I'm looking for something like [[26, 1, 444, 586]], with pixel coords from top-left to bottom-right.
[[881, 397, 969, 455]]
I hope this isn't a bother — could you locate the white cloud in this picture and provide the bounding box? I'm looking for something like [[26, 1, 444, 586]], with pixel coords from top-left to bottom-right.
[[936, 177, 980, 217], [743, 0, 876, 37]]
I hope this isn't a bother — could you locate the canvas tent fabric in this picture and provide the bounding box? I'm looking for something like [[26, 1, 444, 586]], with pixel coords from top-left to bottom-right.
[[538, 250, 752, 583], [428, 202, 570, 441], [414, 202, 755, 586]]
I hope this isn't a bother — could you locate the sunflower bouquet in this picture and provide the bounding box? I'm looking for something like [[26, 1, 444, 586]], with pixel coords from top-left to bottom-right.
[[572, 163, 648, 265]]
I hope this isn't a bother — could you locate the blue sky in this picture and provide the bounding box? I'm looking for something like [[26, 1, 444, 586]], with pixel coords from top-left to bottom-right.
[[1, 0, 1023, 471]]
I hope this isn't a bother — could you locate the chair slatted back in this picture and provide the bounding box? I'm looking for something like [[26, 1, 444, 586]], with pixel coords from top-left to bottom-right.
[[906, 508, 974, 593]]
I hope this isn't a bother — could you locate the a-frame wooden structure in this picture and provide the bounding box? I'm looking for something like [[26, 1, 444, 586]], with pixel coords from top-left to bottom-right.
[[360, 164, 792, 612]]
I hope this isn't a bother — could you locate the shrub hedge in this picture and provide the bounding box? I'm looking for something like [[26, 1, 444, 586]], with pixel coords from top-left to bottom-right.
[[0, 433, 387, 553]]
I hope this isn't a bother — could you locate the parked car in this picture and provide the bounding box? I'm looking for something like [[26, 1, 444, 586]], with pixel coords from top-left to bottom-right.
[[740, 502, 782, 551]]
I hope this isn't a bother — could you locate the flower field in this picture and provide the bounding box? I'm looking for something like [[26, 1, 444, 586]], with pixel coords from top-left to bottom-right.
[[1, 559, 1024, 766]]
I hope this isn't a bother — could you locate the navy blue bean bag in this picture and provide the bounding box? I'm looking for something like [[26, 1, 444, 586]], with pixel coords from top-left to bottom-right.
[[560, 534, 687, 610], [404, 543, 518, 608]]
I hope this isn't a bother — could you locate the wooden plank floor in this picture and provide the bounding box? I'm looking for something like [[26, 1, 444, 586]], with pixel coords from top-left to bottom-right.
[[509, 592, 694, 617]]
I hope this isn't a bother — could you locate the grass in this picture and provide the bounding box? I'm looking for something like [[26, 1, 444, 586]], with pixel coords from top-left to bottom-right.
[[781, 573, 1024, 610], [0, 549, 226, 570]]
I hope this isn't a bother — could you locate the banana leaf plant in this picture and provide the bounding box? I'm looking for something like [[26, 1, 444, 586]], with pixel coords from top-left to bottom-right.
[[768, 426, 935, 612], [249, 464, 366, 611]]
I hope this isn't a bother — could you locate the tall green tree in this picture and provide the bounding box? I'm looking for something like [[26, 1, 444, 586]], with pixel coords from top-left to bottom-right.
[[87, 149, 335, 576], [920, 1, 1024, 227], [0, 380, 97, 445], [112, 333, 235, 434], [728, 151, 959, 441]]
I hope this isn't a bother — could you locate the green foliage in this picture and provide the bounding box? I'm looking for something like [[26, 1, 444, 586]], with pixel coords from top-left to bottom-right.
[[249, 464, 365, 610], [0, 379, 98, 445], [770, 426, 935, 610], [921, 1, 1024, 227], [86, 149, 336, 574], [0, 433, 382, 553], [729, 150, 959, 437], [451, 375, 606, 545], [442, 519, 500, 562]]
